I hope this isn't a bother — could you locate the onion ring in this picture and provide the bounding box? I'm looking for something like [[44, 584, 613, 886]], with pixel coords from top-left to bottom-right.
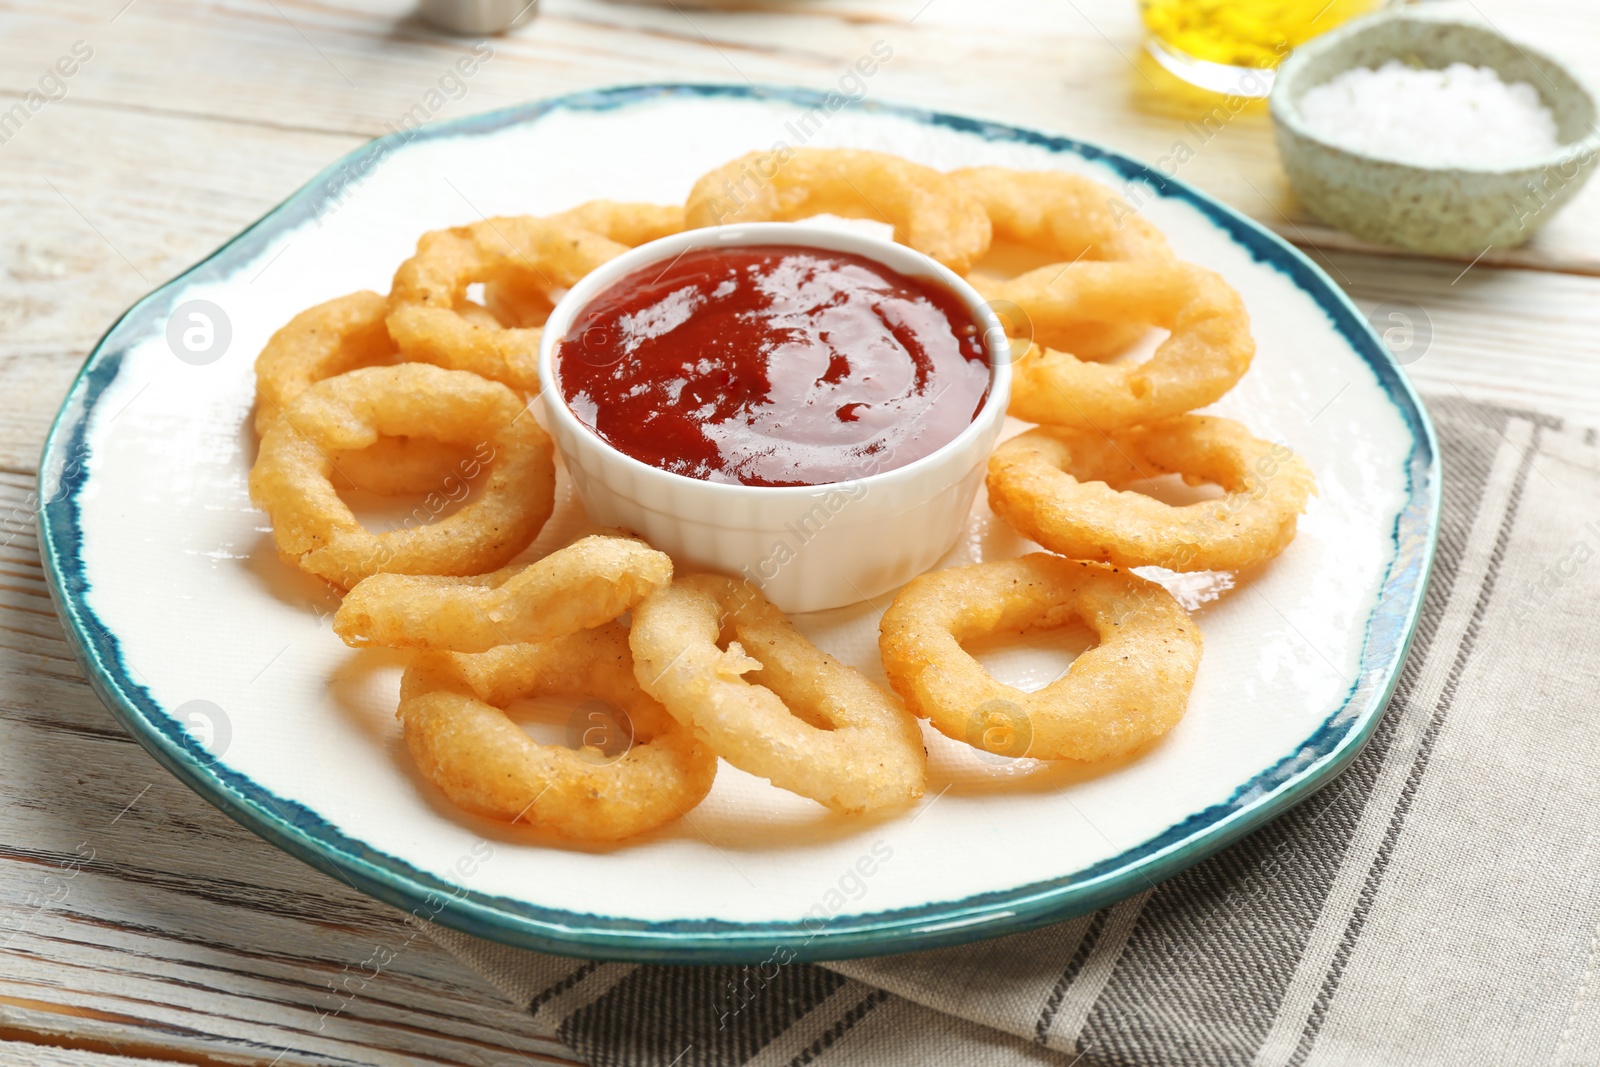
[[472, 203, 682, 326], [391, 216, 626, 311], [999, 260, 1255, 430], [684, 148, 992, 274], [473, 206, 683, 328], [548, 200, 686, 246], [249, 363, 555, 588], [629, 573, 926, 813], [878, 554, 1202, 762], [335, 533, 673, 652], [386, 305, 541, 394], [399, 623, 717, 839], [480, 281, 552, 330], [252, 291, 475, 494], [951, 166, 1170, 361], [951, 167, 1170, 265], [254, 291, 392, 435], [455, 302, 503, 328], [388, 215, 626, 369], [986, 416, 1315, 572]]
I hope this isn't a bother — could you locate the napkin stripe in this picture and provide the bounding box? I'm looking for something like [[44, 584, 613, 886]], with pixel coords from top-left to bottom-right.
[[557, 962, 849, 1067], [1077, 763, 1373, 1067], [1046, 892, 1150, 1051], [785, 987, 891, 1066], [1033, 907, 1109, 1044], [529, 960, 602, 1018]]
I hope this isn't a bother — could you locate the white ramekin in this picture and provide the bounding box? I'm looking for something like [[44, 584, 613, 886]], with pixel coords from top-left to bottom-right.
[[538, 222, 1012, 614]]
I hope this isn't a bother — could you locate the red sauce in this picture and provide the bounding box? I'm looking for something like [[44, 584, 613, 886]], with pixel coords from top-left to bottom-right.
[[554, 245, 991, 487]]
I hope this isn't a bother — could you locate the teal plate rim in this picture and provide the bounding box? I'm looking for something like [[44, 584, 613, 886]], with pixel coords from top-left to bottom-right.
[[36, 82, 1441, 965]]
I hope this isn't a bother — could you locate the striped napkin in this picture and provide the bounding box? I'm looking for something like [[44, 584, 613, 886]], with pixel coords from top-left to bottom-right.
[[428, 395, 1600, 1066]]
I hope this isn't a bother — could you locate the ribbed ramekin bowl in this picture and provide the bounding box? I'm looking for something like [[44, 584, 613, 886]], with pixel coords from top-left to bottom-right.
[[538, 222, 1012, 614]]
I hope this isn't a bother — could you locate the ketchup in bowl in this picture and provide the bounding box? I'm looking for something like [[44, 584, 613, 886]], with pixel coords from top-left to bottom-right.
[[554, 245, 992, 487]]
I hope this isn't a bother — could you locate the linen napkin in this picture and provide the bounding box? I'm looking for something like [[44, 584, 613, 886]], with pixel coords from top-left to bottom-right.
[[427, 395, 1600, 1066]]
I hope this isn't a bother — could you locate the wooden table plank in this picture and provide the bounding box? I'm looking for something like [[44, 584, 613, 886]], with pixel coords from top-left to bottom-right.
[[1313, 249, 1600, 424], [0, 1039, 189, 1067], [0, 102, 361, 474]]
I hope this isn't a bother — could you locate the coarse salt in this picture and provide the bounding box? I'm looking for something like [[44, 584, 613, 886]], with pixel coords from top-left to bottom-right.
[[1297, 60, 1561, 168]]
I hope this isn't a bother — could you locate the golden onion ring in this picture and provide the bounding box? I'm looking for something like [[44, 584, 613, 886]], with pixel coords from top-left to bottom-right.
[[391, 216, 625, 311], [335, 533, 673, 652], [252, 291, 474, 494], [248, 363, 554, 588], [386, 305, 541, 394], [999, 260, 1254, 430], [878, 554, 1202, 762], [399, 623, 717, 839], [986, 416, 1316, 572], [953, 166, 1171, 362], [387, 215, 626, 373], [254, 291, 391, 435], [475, 202, 684, 327], [684, 148, 992, 274], [548, 200, 686, 246], [629, 573, 926, 813], [951, 167, 1170, 265]]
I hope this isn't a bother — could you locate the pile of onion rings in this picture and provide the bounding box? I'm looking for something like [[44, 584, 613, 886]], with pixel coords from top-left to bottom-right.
[[245, 148, 1315, 841]]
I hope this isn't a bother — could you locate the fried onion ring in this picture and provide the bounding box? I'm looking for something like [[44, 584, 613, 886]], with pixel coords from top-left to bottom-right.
[[878, 555, 1202, 762], [249, 363, 555, 588], [335, 533, 673, 652], [391, 216, 626, 311], [481, 281, 552, 330], [476, 205, 681, 328], [399, 623, 717, 839], [952, 166, 1171, 361], [629, 573, 926, 813], [951, 167, 1170, 265], [1000, 261, 1254, 430], [387, 216, 626, 372], [548, 200, 686, 246], [684, 148, 992, 274], [254, 291, 392, 435], [386, 304, 541, 393], [987, 416, 1315, 572], [472, 205, 682, 328], [252, 290, 474, 494], [455, 302, 503, 328]]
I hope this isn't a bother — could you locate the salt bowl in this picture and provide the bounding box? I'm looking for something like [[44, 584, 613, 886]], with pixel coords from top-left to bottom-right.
[[1269, 9, 1600, 257]]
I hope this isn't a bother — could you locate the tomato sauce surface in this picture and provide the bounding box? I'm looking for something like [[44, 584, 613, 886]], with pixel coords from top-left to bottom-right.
[[555, 244, 991, 487]]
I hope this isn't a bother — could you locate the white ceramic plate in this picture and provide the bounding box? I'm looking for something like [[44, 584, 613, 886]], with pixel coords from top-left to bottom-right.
[[39, 85, 1437, 963]]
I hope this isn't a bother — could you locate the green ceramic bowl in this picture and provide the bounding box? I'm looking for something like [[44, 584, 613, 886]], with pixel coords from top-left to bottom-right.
[[1270, 9, 1600, 256]]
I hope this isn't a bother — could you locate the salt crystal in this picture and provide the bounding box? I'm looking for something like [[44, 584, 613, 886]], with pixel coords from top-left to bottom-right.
[[1296, 60, 1561, 168]]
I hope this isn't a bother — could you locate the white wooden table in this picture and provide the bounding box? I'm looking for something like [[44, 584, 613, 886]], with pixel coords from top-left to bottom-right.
[[2, 0, 1597, 1062]]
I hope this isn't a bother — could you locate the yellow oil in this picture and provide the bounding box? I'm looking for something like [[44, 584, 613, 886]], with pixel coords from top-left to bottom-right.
[[1140, 0, 1383, 70]]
